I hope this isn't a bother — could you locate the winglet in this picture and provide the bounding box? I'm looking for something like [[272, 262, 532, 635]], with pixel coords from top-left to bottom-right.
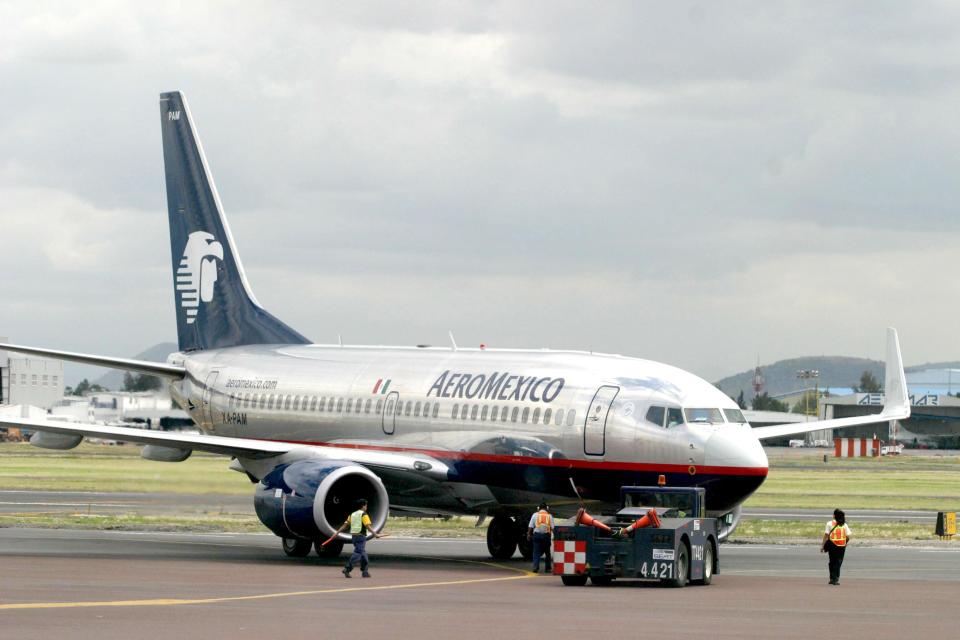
[[751, 328, 909, 440], [880, 327, 910, 420]]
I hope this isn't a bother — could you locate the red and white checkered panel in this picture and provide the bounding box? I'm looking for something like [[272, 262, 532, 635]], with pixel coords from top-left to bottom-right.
[[552, 540, 586, 575]]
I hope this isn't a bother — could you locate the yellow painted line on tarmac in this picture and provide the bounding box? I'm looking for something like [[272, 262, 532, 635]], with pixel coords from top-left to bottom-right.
[[0, 558, 537, 611]]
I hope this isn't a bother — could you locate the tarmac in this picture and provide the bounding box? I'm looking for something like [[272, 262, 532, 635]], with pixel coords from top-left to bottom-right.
[[1, 528, 958, 639]]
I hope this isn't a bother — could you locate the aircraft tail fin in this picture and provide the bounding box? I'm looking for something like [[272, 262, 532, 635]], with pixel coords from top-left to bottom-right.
[[159, 91, 309, 351]]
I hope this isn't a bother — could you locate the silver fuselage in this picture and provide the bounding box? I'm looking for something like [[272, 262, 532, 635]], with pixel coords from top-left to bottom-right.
[[169, 344, 768, 518]]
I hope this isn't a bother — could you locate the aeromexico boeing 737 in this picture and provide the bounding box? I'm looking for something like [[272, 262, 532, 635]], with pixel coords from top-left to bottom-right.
[[0, 92, 910, 560]]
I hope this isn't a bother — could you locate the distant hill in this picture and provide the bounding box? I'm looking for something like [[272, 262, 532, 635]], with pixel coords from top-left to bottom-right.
[[717, 356, 960, 403], [94, 342, 178, 391], [716, 356, 884, 403]]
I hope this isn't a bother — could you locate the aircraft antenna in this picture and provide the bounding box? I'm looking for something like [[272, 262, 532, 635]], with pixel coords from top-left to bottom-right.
[[568, 477, 584, 508], [448, 331, 458, 351], [338, 334, 343, 347]]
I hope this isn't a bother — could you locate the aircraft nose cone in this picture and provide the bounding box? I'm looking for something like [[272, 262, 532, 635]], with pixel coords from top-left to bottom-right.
[[705, 428, 768, 470]]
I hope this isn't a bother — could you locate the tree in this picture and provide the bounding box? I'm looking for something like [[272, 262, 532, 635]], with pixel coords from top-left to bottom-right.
[[123, 372, 163, 392], [751, 392, 789, 412], [72, 378, 107, 396], [735, 390, 747, 409], [855, 370, 882, 393]]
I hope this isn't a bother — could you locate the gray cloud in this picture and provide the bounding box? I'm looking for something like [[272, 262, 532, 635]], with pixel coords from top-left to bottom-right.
[[1, 1, 959, 385]]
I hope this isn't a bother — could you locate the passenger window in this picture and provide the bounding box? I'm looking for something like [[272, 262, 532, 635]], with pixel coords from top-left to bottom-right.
[[375, 399, 382, 413], [646, 406, 666, 427], [503, 408, 510, 423], [405, 402, 412, 417], [266, 395, 275, 410], [395, 401, 403, 416], [521, 407, 530, 423], [355, 399, 362, 414], [481, 406, 489, 421], [336, 398, 343, 412], [555, 409, 564, 426], [470, 405, 479, 420], [489, 406, 498, 421], [532, 408, 540, 424], [385, 399, 395, 415], [364, 399, 372, 413], [293, 395, 300, 409], [285, 396, 293, 410], [259, 395, 266, 409], [345, 398, 353, 413], [543, 408, 551, 424], [566, 410, 576, 427], [452, 404, 459, 419], [460, 404, 469, 419], [318, 397, 325, 412], [422, 402, 430, 417], [414, 401, 422, 417], [308, 396, 317, 411], [667, 407, 684, 427], [432, 404, 439, 418], [511, 407, 519, 422]]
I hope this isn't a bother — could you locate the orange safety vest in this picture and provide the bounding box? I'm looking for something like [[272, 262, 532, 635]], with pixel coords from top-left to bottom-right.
[[828, 520, 847, 547], [535, 510, 552, 533]]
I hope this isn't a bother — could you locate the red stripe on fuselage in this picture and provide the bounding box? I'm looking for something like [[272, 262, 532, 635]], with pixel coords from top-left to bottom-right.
[[259, 438, 769, 477]]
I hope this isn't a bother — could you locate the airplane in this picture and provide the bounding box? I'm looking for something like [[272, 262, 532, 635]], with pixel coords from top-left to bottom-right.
[[0, 91, 911, 561]]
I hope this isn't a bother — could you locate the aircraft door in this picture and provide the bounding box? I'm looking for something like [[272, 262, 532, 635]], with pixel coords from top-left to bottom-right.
[[584, 385, 619, 456], [201, 371, 219, 431], [381, 391, 398, 435]]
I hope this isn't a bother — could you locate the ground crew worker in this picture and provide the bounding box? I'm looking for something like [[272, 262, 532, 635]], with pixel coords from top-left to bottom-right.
[[527, 502, 554, 573], [820, 508, 852, 585], [340, 499, 381, 578]]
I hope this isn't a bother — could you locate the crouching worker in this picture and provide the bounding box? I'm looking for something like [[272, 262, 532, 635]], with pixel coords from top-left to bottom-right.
[[339, 499, 381, 578]]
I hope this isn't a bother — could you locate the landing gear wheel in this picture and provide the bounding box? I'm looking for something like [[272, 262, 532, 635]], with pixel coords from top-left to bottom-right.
[[695, 542, 714, 585], [590, 576, 612, 586], [486, 516, 518, 559], [517, 519, 533, 561], [315, 538, 344, 558], [561, 575, 588, 586], [667, 544, 689, 588], [282, 537, 312, 557]]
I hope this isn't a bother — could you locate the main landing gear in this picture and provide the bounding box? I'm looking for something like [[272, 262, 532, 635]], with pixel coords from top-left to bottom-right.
[[486, 515, 534, 560]]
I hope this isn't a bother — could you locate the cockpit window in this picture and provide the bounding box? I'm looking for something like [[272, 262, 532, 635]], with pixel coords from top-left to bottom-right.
[[683, 408, 722, 424], [666, 407, 684, 427], [645, 405, 665, 427], [723, 408, 747, 423]]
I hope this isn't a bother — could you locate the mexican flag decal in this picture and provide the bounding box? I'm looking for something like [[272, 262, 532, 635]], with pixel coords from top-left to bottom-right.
[[372, 378, 392, 394]]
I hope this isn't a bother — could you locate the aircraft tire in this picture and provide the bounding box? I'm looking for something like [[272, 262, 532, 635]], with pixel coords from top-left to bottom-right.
[[315, 538, 344, 558], [516, 517, 533, 561], [486, 515, 518, 559], [282, 537, 313, 557]]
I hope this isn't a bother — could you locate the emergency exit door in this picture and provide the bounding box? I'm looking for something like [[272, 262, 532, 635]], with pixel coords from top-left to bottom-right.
[[584, 385, 619, 456], [381, 391, 398, 435]]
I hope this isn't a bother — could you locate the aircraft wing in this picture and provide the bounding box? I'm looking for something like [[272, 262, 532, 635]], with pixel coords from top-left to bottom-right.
[[0, 343, 185, 379], [0, 416, 450, 480], [751, 328, 910, 440]]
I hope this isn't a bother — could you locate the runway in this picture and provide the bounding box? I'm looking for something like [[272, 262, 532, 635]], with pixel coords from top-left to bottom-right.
[[1, 529, 958, 639]]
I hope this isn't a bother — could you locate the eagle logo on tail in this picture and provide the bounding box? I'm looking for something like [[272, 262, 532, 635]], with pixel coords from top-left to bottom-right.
[[177, 231, 224, 325]]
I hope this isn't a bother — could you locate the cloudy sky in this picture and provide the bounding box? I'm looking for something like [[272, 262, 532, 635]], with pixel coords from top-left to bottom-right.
[[2, 1, 959, 385]]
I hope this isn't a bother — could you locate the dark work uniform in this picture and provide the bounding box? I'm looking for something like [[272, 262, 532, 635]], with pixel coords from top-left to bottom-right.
[[824, 519, 850, 585]]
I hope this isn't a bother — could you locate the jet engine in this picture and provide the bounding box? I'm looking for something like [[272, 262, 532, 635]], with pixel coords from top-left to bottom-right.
[[253, 459, 389, 541]]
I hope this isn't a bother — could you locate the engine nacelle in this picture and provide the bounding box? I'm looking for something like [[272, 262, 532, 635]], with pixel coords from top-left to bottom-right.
[[253, 459, 389, 541]]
